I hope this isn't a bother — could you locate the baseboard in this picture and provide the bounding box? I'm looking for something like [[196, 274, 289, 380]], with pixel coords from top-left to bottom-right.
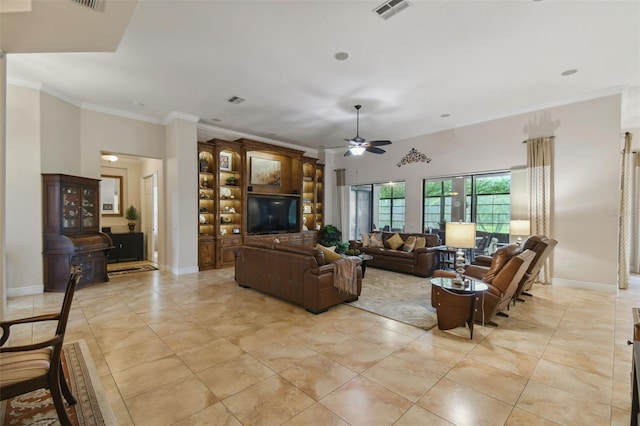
[[7, 285, 44, 297], [551, 278, 618, 293], [170, 265, 199, 275]]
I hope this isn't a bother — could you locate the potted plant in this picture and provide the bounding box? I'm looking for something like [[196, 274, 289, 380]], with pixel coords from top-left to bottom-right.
[[125, 205, 139, 232], [317, 224, 348, 254], [225, 176, 239, 186]]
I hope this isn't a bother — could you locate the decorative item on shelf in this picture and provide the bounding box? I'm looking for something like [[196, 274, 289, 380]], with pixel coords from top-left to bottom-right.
[[199, 152, 209, 172], [220, 187, 232, 199], [232, 228, 241, 234], [221, 216, 232, 224], [223, 206, 230, 213], [199, 214, 206, 224], [220, 228, 227, 236], [228, 207, 236, 213], [125, 205, 140, 232], [302, 216, 308, 231], [225, 176, 239, 186], [219, 152, 232, 171], [199, 207, 207, 213], [303, 205, 312, 214], [445, 221, 477, 285], [201, 176, 209, 188]]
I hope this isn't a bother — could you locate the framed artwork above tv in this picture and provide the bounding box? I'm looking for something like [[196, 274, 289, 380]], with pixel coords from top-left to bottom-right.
[[250, 157, 281, 186]]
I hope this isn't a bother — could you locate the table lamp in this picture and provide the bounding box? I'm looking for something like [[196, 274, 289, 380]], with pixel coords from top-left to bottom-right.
[[510, 220, 530, 245], [445, 221, 477, 284]]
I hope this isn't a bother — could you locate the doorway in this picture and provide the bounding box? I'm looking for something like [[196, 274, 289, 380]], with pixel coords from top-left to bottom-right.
[[143, 173, 158, 263]]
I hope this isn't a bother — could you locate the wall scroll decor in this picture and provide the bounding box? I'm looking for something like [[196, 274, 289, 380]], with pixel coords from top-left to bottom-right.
[[397, 148, 432, 167]]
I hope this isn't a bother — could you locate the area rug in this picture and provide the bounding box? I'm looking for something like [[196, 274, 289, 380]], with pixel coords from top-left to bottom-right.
[[108, 262, 158, 276], [349, 268, 438, 330], [0, 340, 116, 426]]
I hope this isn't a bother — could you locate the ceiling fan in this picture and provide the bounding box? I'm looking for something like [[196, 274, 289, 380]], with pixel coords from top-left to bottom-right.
[[341, 105, 392, 156]]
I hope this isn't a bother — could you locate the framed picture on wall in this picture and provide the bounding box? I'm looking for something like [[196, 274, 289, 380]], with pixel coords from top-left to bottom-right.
[[250, 157, 281, 186], [219, 152, 233, 171]]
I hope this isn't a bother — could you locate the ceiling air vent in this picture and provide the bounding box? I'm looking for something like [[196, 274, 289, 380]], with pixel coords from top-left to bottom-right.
[[71, 0, 103, 11], [227, 96, 245, 104], [374, 0, 410, 20]]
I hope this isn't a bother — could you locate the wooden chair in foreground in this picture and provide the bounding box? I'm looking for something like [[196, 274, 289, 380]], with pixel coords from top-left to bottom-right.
[[0, 266, 82, 426]]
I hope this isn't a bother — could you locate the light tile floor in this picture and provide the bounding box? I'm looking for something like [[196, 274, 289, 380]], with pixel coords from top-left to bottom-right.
[[5, 268, 639, 426]]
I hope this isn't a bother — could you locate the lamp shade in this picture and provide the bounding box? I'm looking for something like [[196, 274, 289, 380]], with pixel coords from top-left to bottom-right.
[[445, 222, 476, 248], [510, 220, 530, 236]]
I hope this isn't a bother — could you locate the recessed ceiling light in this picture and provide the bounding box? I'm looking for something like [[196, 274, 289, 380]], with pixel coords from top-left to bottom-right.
[[440, 113, 451, 118], [561, 69, 578, 76], [334, 52, 350, 61], [101, 154, 118, 162]]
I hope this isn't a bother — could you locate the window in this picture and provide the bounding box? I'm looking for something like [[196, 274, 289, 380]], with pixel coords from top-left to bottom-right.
[[350, 181, 405, 239], [423, 172, 511, 241]]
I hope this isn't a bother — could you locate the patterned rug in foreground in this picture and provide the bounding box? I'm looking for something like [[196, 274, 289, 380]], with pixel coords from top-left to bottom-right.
[[108, 263, 158, 276], [349, 268, 438, 330], [0, 340, 116, 426]]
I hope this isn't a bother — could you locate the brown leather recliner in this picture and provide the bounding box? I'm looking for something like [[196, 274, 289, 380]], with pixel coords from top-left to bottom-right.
[[471, 235, 557, 302], [474, 249, 535, 325], [464, 244, 522, 283]]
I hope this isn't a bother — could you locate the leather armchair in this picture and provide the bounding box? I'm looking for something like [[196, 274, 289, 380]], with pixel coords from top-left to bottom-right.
[[470, 235, 558, 302], [475, 249, 535, 325]]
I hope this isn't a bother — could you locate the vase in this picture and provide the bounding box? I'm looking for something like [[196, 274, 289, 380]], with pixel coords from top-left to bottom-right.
[[128, 223, 135, 232]]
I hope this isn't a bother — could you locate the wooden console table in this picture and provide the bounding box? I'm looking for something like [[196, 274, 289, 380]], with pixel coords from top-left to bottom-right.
[[107, 232, 144, 263]]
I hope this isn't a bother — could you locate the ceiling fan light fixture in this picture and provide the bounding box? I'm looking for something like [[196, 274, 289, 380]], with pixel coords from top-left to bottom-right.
[[349, 146, 366, 156]]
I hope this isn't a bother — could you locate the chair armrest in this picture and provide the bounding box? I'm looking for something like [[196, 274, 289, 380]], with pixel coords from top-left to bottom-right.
[[0, 334, 63, 353], [472, 255, 493, 267], [1, 313, 60, 346], [464, 265, 488, 280]]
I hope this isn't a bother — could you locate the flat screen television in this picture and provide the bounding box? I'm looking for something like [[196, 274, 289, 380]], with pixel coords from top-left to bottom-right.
[[247, 194, 299, 235]]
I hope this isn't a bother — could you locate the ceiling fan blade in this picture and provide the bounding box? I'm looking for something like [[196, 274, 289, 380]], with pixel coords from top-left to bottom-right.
[[344, 149, 352, 157], [368, 140, 392, 147], [366, 146, 386, 154]]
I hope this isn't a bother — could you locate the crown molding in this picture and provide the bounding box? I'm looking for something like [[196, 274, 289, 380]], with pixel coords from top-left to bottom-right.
[[163, 111, 200, 125], [81, 102, 163, 124]]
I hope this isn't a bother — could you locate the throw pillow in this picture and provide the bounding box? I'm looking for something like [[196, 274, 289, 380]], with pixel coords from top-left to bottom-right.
[[315, 243, 342, 263], [386, 233, 404, 250], [370, 233, 384, 247], [402, 235, 417, 252], [414, 236, 426, 249], [360, 233, 370, 247]]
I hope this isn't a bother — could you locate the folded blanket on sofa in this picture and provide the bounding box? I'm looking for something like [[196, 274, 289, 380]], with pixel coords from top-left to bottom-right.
[[333, 257, 359, 295]]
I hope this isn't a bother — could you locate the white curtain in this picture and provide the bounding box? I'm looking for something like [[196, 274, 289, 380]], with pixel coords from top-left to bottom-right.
[[335, 169, 350, 241], [619, 133, 639, 289], [526, 136, 553, 283]]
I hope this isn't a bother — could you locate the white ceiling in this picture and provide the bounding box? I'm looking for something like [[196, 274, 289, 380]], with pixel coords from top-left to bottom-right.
[[4, 0, 640, 151]]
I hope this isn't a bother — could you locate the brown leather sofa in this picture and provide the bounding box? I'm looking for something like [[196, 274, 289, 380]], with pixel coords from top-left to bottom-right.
[[349, 232, 440, 277], [235, 240, 362, 314]]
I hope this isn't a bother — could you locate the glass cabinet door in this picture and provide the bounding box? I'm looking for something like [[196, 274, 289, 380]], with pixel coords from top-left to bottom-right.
[[61, 185, 81, 230], [82, 187, 97, 228]]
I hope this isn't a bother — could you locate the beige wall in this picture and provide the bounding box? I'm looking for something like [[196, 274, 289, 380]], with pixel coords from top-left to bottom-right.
[[5, 84, 43, 295], [101, 158, 142, 234], [41, 92, 80, 174], [329, 95, 623, 291]]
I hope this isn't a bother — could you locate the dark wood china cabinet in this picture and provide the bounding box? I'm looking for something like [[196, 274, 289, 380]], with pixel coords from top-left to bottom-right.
[[42, 174, 112, 292]]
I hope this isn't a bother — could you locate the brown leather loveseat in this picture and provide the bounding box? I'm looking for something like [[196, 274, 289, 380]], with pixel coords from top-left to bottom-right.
[[235, 240, 362, 314], [349, 232, 441, 277]]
